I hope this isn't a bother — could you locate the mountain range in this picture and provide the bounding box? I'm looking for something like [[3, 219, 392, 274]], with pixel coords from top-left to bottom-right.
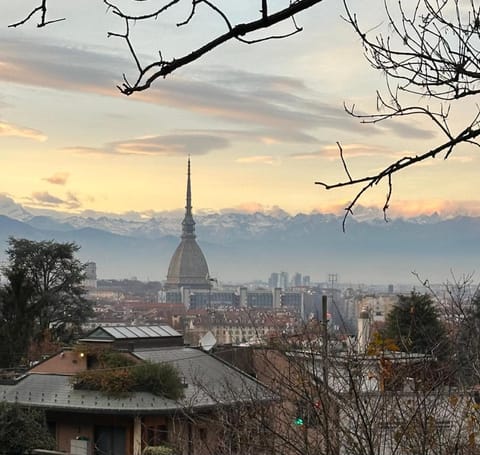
[[0, 195, 478, 285]]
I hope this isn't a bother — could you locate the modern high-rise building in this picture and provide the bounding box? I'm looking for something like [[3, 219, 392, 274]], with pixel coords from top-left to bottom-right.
[[279, 271, 289, 290], [84, 261, 97, 289], [165, 158, 211, 291], [292, 272, 302, 287], [268, 272, 279, 289]]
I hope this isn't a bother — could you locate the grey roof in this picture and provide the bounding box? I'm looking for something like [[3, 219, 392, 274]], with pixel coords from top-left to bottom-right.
[[83, 325, 181, 341], [0, 347, 270, 415], [134, 347, 269, 406]]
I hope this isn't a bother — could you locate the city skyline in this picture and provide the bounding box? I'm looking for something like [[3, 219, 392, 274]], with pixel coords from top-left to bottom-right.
[[1, 2, 479, 219]]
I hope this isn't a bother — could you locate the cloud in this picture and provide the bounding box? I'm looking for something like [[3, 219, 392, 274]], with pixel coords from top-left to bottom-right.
[[310, 200, 480, 219], [219, 203, 289, 216], [31, 192, 65, 205], [0, 120, 47, 141], [389, 199, 480, 218], [236, 155, 280, 165], [291, 143, 397, 160], [110, 134, 230, 156], [0, 34, 121, 96], [29, 191, 81, 209], [384, 120, 437, 140], [43, 171, 69, 185], [63, 133, 230, 156], [0, 32, 435, 147], [185, 127, 319, 145]]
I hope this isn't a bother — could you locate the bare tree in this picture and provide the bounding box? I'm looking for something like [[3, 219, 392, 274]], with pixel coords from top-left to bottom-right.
[[9, 0, 325, 94], [211, 334, 480, 455], [316, 0, 480, 228]]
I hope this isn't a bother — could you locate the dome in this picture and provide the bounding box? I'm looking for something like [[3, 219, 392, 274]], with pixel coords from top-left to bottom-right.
[[165, 237, 210, 289], [165, 158, 210, 290]]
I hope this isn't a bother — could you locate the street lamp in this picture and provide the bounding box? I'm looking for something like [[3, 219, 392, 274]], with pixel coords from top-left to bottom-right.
[[207, 275, 217, 310]]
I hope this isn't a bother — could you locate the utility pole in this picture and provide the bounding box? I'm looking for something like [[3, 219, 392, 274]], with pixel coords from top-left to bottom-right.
[[321, 294, 331, 455]]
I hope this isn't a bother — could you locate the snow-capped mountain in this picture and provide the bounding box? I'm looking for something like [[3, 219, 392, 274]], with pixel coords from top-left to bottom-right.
[[0, 197, 478, 284], [0, 195, 32, 221]]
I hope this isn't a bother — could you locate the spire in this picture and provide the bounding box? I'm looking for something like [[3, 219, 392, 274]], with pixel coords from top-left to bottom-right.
[[182, 156, 196, 238]]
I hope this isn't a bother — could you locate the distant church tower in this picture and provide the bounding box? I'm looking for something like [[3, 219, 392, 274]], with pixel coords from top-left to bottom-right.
[[165, 158, 210, 290]]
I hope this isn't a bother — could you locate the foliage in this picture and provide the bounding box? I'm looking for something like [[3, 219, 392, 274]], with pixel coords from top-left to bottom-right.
[[72, 348, 184, 400], [132, 361, 185, 400], [0, 402, 55, 454], [367, 331, 399, 356], [74, 366, 137, 397], [4, 237, 93, 340], [384, 292, 447, 356], [72, 348, 137, 397], [0, 238, 93, 367], [0, 268, 36, 367]]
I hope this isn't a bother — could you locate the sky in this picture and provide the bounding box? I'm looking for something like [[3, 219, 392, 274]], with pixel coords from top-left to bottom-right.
[[0, 0, 479, 219]]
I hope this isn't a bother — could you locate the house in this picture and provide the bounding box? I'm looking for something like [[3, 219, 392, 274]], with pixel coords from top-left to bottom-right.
[[0, 325, 271, 455], [216, 341, 480, 455]]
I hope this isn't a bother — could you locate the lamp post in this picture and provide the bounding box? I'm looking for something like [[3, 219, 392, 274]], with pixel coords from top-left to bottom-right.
[[207, 276, 217, 310]]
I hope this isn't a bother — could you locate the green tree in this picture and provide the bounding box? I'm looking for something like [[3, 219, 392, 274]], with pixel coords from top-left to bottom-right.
[[0, 402, 55, 454], [0, 268, 36, 367], [0, 238, 93, 366], [384, 292, 447, 356]]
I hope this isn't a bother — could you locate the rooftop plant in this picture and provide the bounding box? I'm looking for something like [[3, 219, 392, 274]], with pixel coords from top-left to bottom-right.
[[71, 347, 184, 400]]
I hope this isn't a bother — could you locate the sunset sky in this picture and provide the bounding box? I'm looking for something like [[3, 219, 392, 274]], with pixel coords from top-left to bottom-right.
[[1, 1, 478, 219]]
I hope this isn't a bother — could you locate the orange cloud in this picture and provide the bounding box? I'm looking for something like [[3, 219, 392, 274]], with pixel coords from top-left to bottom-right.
[[219, 203, 288, 215], [311, 200, 480, 218], [389, 200, 480, 218], [291, 143, 397, 160], [43, 172, 69, 185], [63, 134, 229, 157], [0, 121, 46, 141], [29, 191, 81, 210]]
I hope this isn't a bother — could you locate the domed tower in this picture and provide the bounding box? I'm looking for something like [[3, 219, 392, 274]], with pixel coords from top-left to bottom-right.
[[165, 158, 210, 290]]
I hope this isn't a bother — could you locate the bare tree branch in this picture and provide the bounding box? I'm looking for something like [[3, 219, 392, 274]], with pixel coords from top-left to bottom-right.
[[10, 0, 323, 95], [8, 0, 65, 28], [103, 0, 323, 95], [313, 0, 480, 229], [317, 120, 480, 231]]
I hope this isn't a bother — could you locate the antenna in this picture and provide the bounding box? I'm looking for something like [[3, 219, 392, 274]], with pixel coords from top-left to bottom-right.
[[199, 331, 217, 352]]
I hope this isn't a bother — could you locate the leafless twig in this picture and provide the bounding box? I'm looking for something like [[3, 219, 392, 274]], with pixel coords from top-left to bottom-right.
[[316, 0, 480, 229], [8, 0, 65, 28]]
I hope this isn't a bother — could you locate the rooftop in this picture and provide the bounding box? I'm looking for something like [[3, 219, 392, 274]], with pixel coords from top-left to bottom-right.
[[0, 346, 270, 414]]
